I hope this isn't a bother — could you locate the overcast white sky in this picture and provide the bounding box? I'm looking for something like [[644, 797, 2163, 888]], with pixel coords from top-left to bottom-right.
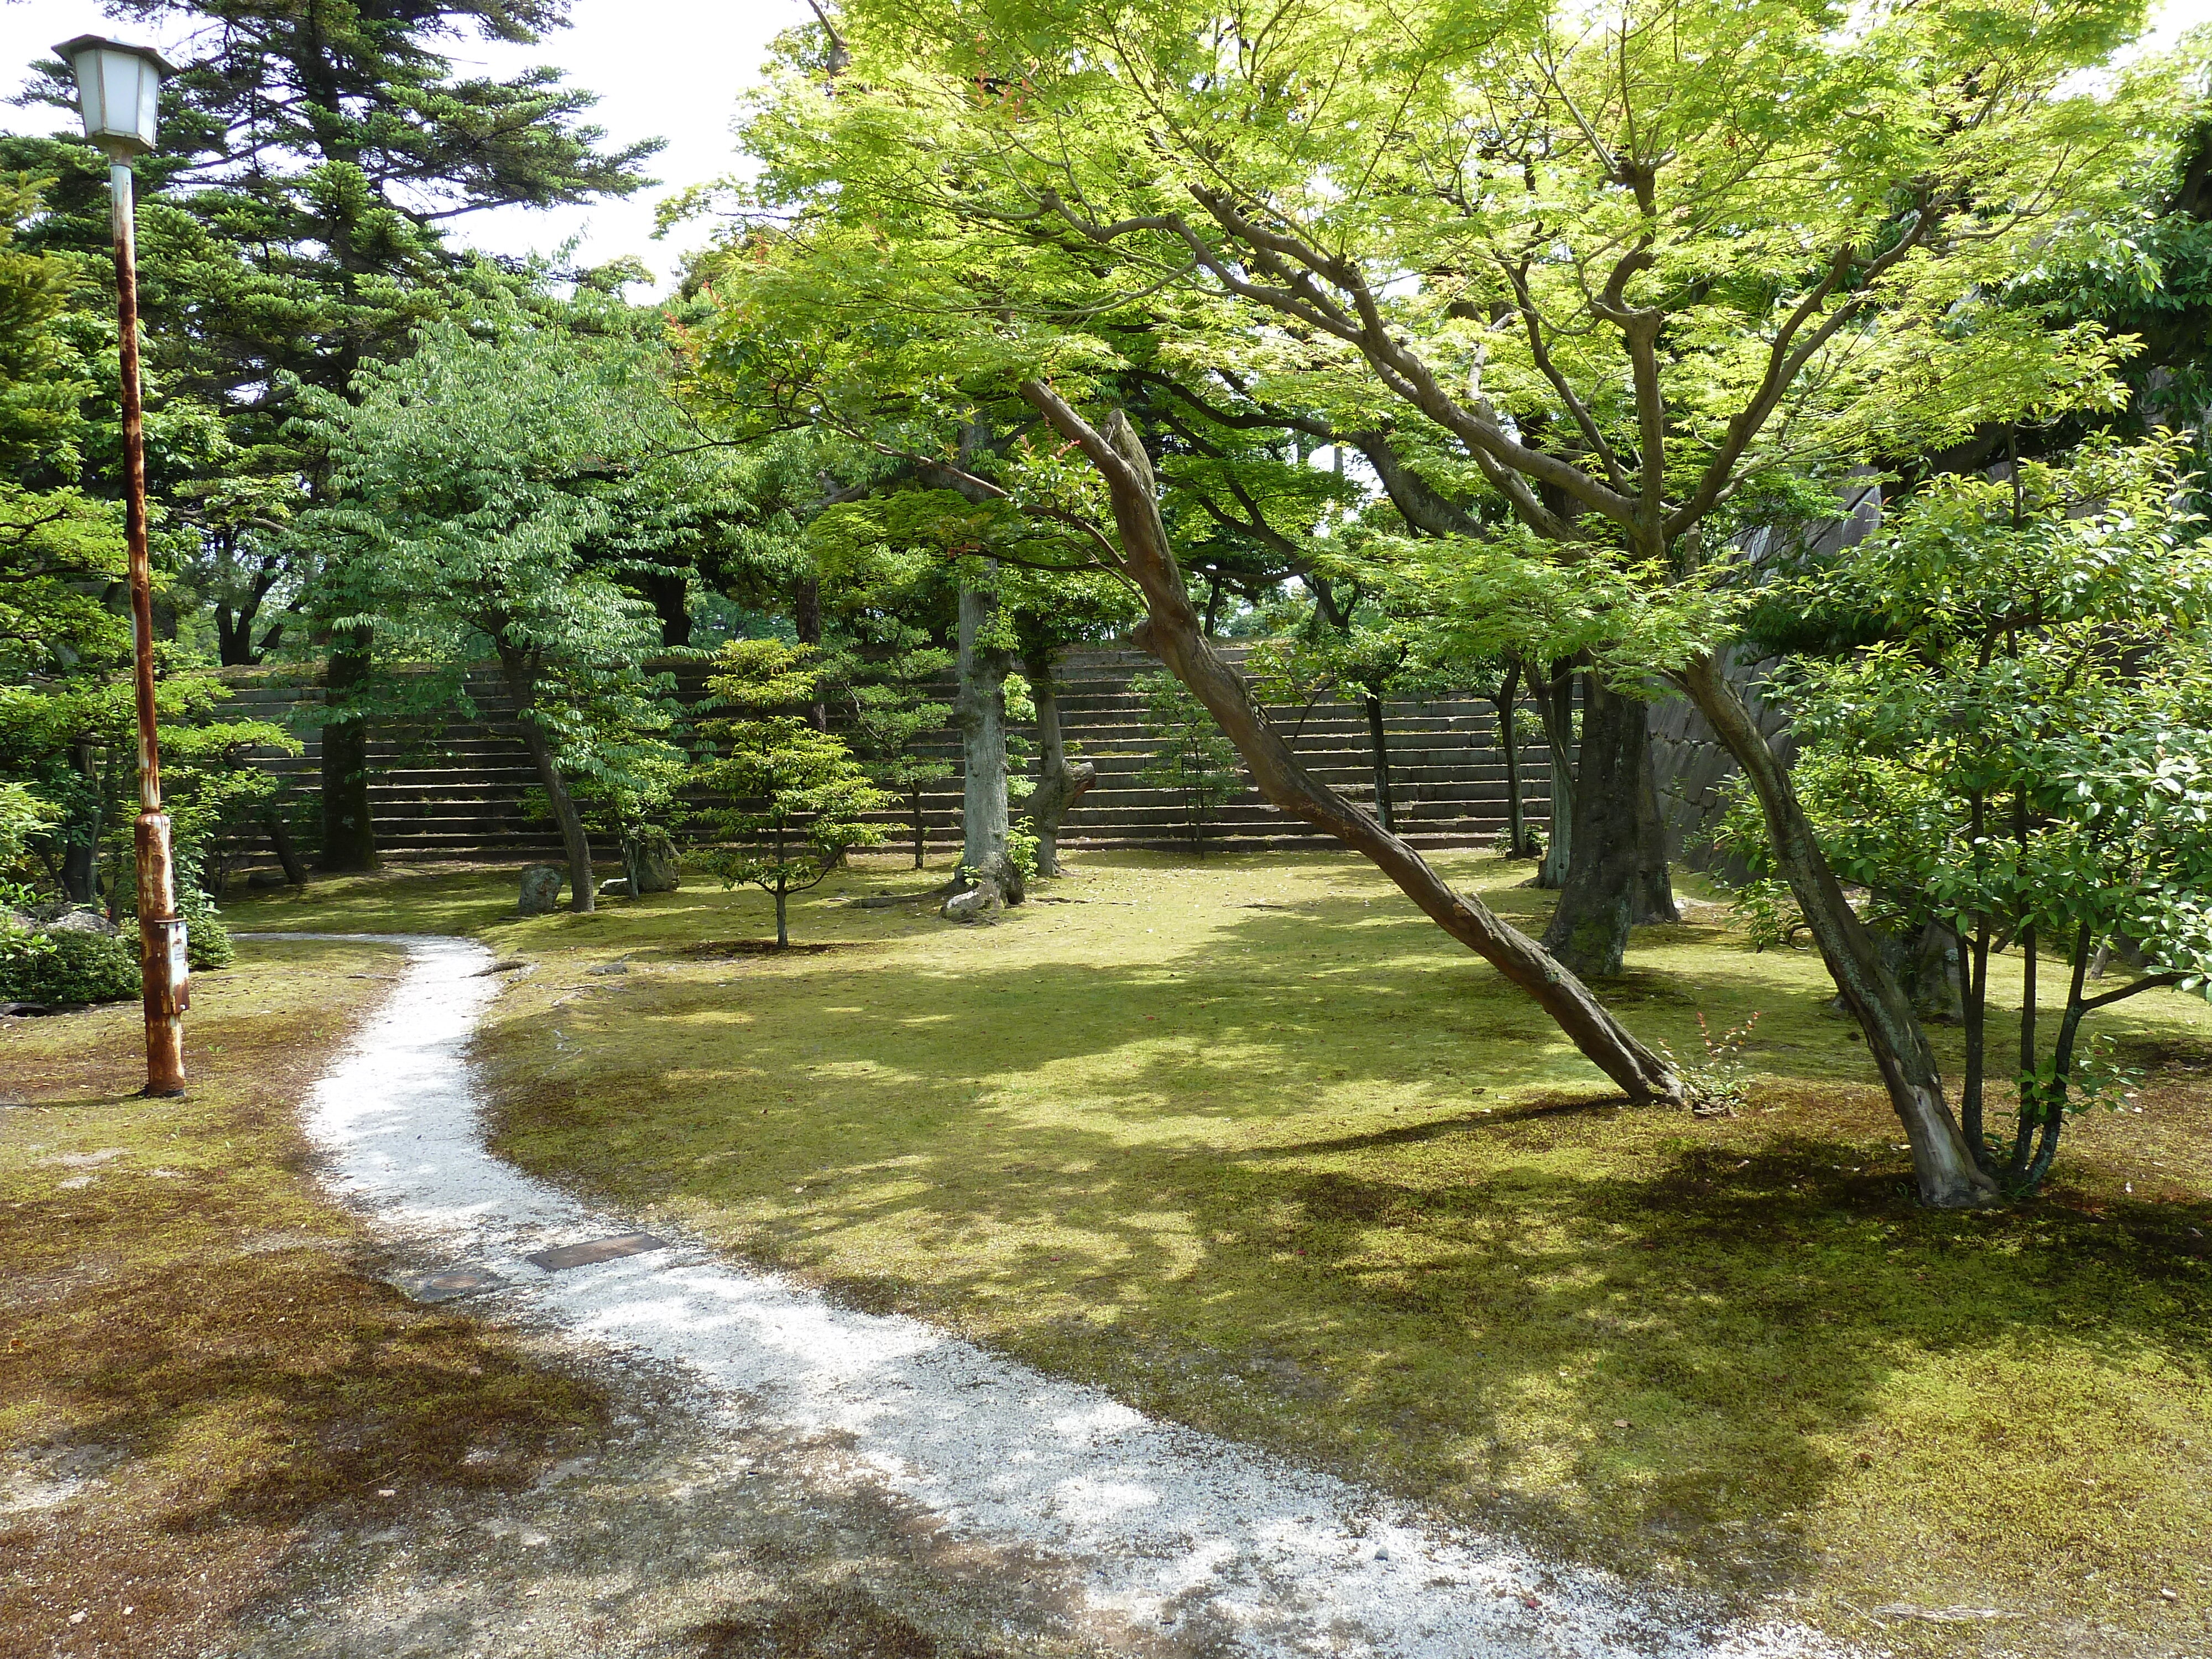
[[3, 0, 2209, 296]]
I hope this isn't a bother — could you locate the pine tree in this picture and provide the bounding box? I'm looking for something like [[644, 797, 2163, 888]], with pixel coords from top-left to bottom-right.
[[8, 0, 659, 869]]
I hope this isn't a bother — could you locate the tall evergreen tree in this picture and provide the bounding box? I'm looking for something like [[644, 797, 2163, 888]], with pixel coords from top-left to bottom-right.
[[8, 0, 658, 868]]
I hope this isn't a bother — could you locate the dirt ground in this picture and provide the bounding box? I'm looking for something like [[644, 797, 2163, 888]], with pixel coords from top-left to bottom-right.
[[215, 1314, 1200, 1659]]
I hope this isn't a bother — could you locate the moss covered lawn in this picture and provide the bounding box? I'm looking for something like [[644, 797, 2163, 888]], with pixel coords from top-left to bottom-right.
[[227, 851, 2212, 1657], [0, 937, 603, 1657]]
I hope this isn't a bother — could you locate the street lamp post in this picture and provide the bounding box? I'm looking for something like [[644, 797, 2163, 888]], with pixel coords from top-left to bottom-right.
[[55, 34, 187, 1097]]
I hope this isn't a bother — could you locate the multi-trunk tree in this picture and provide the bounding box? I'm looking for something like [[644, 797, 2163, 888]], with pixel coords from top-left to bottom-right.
[[717, 0, 2193, 1205], [1717, 437, 2212, 1192], [295, 308, 693, 911]]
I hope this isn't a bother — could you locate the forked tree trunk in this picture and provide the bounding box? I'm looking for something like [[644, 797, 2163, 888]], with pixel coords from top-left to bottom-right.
[[1024, 383, 1680, 1104], [951, 579, 1021, 902], [1679, 653, 1995, 1206], [1024, 656, 1096, 877], [498, 646, 594, 914], [1542, 675, 1647, 977], [319, 629, 378, 872]]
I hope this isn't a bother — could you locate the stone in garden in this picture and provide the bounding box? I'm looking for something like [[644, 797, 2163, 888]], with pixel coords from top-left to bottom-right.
[[43, 908, 117, 936], [517, 864, 564, 914], [597, 877, 634, 899], [622, 838, 681, 894], [941, 879, 1003, 923]]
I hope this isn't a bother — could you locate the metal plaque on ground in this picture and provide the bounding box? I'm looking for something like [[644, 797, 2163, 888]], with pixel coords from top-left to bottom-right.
[[524, 1233, 670, 1272]]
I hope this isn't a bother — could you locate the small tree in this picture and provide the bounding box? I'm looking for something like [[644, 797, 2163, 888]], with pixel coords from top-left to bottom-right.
[[695, 640, 889, 946], [1718, 437, 2212, 1192], [1134, 670, 1243, 856]]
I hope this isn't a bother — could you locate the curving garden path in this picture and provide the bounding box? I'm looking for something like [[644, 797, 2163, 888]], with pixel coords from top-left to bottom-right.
[[254, 931, 1853, 1659]]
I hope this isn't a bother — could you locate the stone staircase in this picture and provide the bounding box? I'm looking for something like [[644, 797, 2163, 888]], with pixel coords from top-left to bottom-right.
[[218, 646, 1557, 864]]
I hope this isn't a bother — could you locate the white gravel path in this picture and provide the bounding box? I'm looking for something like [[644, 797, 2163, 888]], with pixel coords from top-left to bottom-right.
[[257, 931, 1858, 1659]]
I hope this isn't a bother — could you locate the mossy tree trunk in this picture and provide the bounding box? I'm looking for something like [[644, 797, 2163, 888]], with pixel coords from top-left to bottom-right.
[[1542, 675, 1647, 977], [1679, 653, 1995, 1207]]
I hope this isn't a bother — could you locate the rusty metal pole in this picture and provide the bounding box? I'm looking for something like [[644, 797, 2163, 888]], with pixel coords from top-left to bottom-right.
[[109, 154, 187, 1096]]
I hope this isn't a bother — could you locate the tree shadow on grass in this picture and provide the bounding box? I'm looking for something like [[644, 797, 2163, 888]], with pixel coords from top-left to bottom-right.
[[489, 905, 2212, 1596]]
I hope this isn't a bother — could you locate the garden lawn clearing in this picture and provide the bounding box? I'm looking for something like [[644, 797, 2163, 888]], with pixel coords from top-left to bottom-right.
[[230, 849, 2212, 1658]]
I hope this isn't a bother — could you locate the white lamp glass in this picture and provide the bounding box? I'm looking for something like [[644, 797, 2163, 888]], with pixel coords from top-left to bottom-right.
[[54, 35, 176, 156]]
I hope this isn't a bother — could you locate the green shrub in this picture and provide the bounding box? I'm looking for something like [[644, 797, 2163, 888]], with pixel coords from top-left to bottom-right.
[[0, 925, 140, 1005], [179, 881, 234, 970]]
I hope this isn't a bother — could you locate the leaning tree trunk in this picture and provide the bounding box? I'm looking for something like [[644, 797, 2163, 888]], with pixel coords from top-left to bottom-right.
[[498, 648, 594, 914], [1024, 655, 1097, 876], [319, 629, 378, 872], [264, 810, 309, 887], [1542, 675, 1648, 977], [1023, 383, 1681, 1105], [1364, 692, 1396, 834], [950, 579, 1022, 904], [1679, 653, 1995, 1206], [1527, 665, 1574, 889]]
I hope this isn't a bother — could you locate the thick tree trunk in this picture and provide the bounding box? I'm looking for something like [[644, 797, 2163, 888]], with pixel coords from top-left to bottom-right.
[[1679, 653, 1995, 1206], [1528, 665, 1574, 888], [1542, 676, 1645, 977], [498, 648, 594, 914], [642, 570, 691, 649], [1024, 383, 1679, 1104], [1024, 656, 1096, 877], [1633, 703, 1678, 924], [1364, 693, 1395, 834], [318, 632, 378, 872], [951, 580, 1021, 902]]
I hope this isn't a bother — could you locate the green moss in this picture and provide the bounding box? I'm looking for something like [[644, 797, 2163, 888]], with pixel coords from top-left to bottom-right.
[[232, 850, 2212, 1655], [0, 940, 604, 1657]]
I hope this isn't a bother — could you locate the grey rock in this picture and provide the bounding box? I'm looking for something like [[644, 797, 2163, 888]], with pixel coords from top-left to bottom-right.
[[598, 877, 636, 900], [43, 907, 118, 937], [940, 880, 1004, 924], [622, 836, 681, 895], [586, 961, 628, 976], [517, 864, 565, 915]]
